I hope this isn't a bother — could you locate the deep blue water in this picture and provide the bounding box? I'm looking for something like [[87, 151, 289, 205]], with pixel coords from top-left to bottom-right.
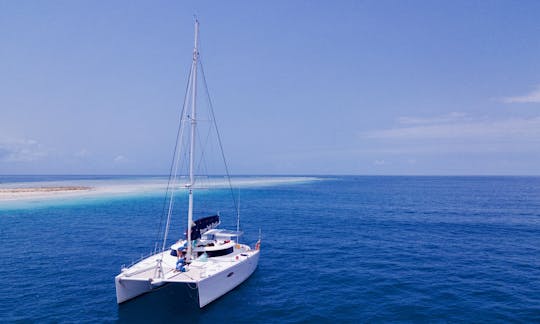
[[1, 176, 540, 322]]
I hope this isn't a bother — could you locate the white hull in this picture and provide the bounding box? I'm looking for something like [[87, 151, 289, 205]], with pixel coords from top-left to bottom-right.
[[115, 276, 153, 304], [115, 247, 259, 307], [198, 249, 259, 307]]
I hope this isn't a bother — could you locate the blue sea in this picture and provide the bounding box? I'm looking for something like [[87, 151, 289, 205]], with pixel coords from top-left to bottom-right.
[[1, 175, 539, 322]]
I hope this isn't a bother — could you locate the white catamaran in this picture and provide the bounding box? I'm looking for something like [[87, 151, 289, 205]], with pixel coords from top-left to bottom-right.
[[115, 19, 260, 308]]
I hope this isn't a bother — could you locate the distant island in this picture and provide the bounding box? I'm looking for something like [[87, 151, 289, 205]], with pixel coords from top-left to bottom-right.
[[0, 186, 93, 201], [0, 186, 91, 193], [0, 176, 320, 204]]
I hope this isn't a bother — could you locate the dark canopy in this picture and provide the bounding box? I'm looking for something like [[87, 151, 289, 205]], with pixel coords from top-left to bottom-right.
[[190, 215, 220, 240]]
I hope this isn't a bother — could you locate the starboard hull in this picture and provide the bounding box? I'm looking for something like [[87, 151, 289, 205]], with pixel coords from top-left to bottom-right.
[[198, 250, 259, 307]]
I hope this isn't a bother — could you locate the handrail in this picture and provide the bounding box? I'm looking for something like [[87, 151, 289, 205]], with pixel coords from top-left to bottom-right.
[[122, 250, 165, 270]]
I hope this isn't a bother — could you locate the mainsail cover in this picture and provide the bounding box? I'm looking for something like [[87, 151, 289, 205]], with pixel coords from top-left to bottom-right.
[[190, 215, 220, 240]]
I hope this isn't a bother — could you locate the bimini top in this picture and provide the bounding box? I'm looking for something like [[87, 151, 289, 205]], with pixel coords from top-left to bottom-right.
[[202, 229, 243, 240]]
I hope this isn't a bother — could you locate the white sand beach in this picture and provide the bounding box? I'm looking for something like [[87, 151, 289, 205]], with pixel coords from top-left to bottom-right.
[[0, 186, 92, 200], [0, 176, 322, 203]]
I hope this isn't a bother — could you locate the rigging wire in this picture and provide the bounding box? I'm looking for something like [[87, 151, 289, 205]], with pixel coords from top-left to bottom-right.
[[199, 58, 240, 228], [155, 63, 193, 253], [156, 47, 240, 254]]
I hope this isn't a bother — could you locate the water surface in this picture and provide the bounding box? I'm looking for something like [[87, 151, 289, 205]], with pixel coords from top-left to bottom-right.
[[1, 176, 539, 322]]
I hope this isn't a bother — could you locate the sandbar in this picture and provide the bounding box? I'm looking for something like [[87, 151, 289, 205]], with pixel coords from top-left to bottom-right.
[[0, 176, 322, 204], [0, 186, 92, 193], [0, 186, 93, 201]]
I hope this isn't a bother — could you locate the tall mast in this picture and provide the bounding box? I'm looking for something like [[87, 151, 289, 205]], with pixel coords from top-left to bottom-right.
[[186, 19, 199, 263]]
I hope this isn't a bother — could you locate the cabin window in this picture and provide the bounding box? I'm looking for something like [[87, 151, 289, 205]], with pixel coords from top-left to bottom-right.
[[197, 246, 233, 258]]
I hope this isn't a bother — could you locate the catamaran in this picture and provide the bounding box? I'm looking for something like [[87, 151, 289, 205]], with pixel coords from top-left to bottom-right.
[[115, 19, 260, 308]]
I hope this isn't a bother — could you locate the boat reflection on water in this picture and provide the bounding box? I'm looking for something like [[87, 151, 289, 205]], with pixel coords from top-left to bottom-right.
[[117, 283, 202, 323]]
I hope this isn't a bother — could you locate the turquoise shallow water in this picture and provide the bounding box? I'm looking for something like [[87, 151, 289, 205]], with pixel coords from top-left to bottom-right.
[[1, 175, 539, 322]]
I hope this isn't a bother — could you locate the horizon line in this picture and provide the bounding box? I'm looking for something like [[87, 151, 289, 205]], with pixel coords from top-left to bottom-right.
[[1, 173, 539, 177]]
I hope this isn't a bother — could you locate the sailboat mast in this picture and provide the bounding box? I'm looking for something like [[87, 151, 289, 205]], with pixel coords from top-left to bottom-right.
[[186, 19, 199, 263]]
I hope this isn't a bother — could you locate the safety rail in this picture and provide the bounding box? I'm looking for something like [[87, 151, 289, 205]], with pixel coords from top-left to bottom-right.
[[121, 250, 165, 271]]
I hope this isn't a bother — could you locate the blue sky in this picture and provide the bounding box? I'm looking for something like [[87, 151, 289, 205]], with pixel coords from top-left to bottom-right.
[[1, 1, 540, 175]]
